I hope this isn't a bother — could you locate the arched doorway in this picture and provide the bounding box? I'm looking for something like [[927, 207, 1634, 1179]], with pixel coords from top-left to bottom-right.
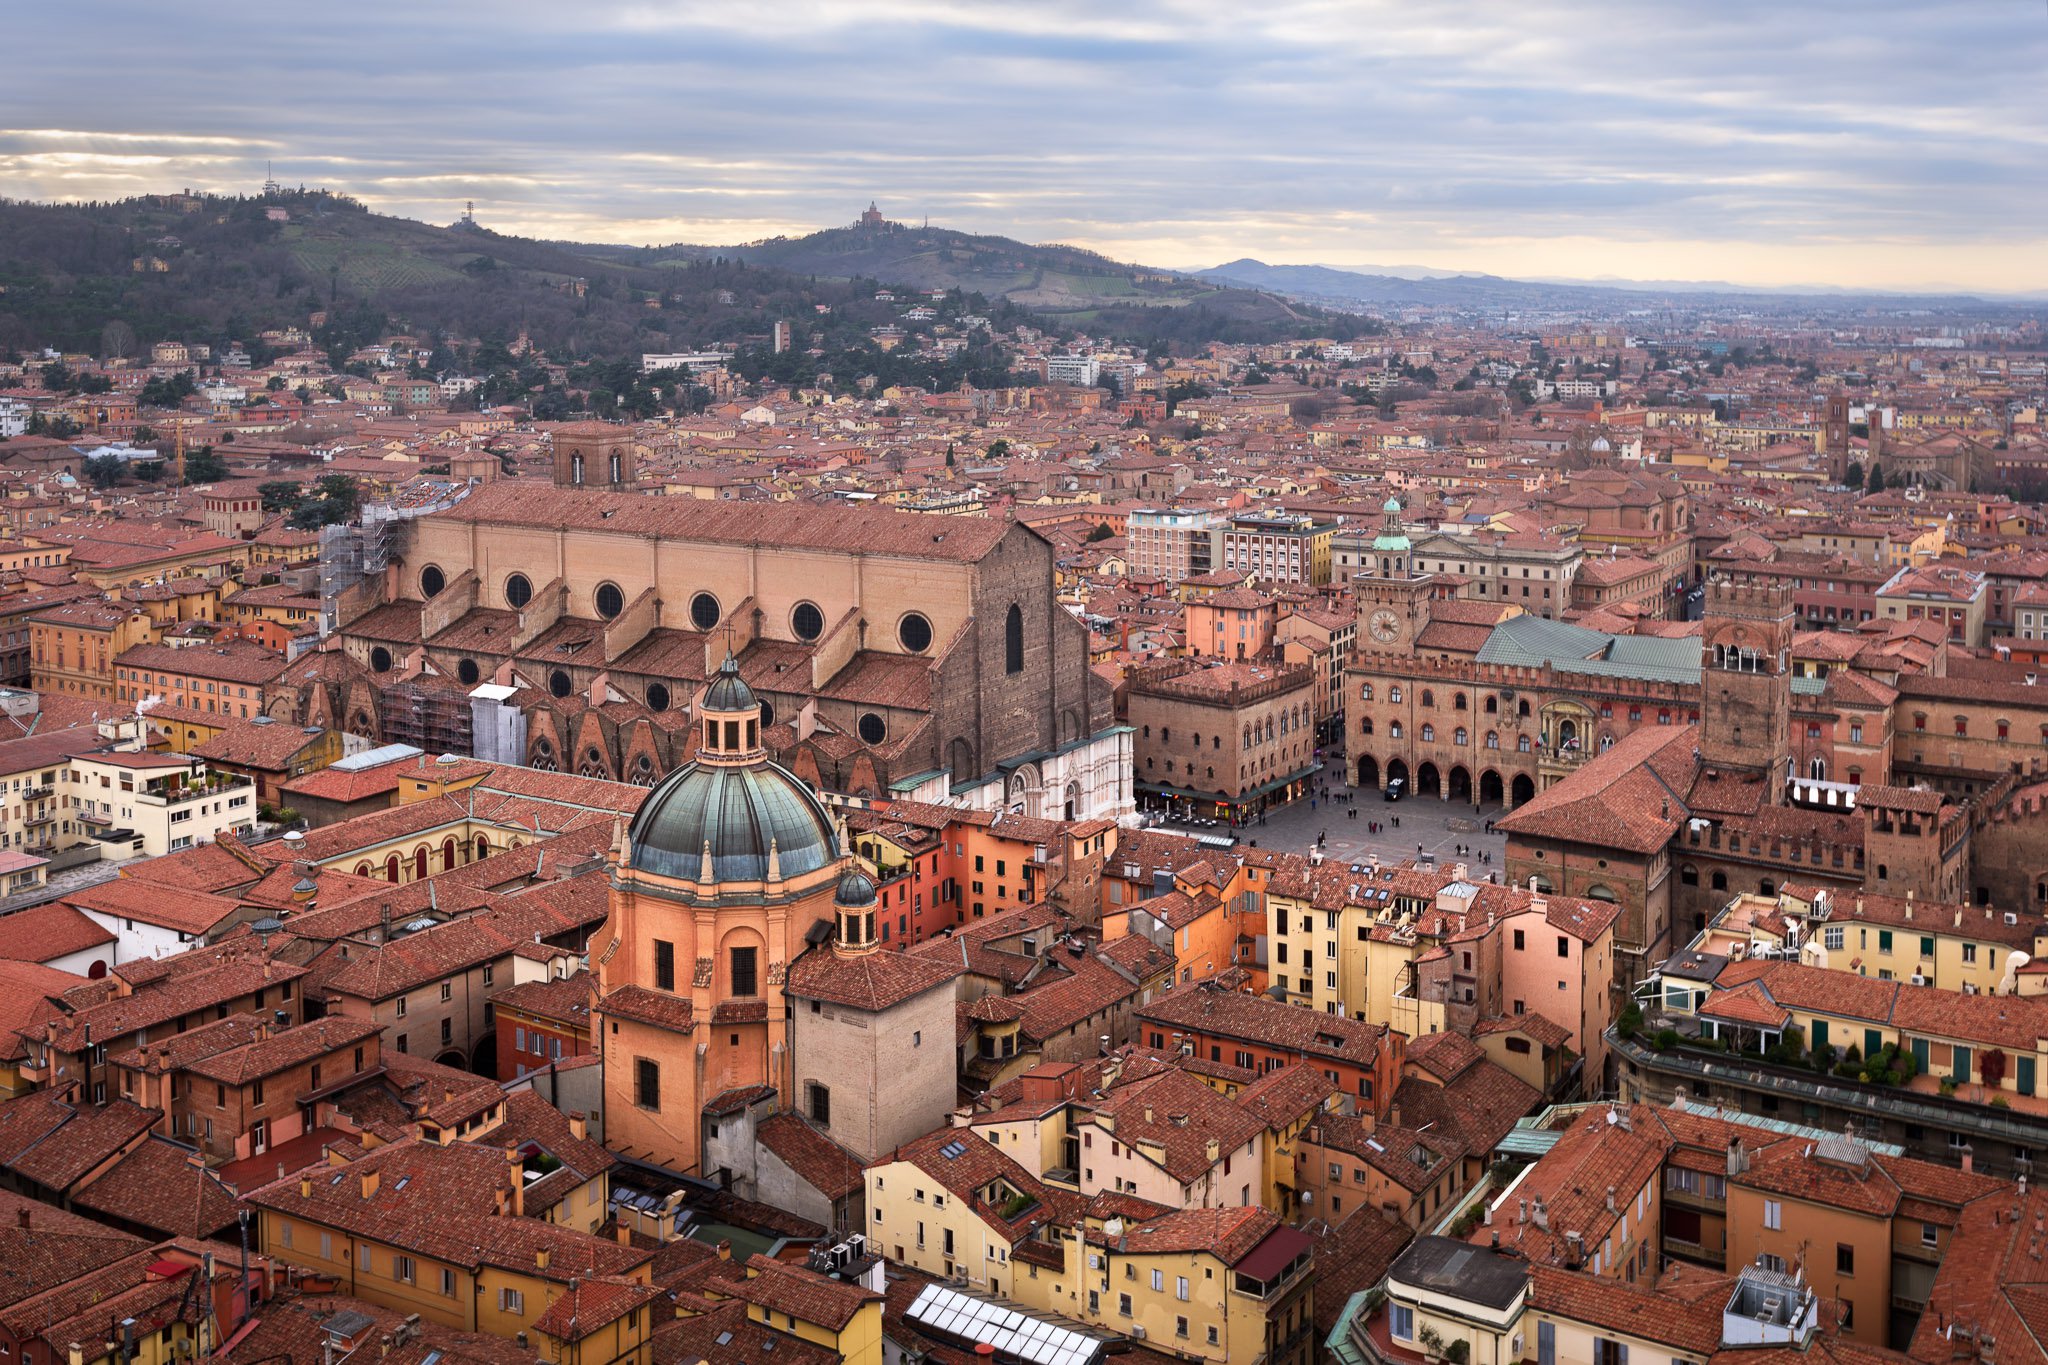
[[1480, 769, 1504, 806], [469, 1032, 498, 1077], [1511, 773, 1536, 806], [1416, 762, 1441, 799], [434, 1049, 467, 1071], [1356, 755, 1380, 790], [1448, 766, 1472, 803], [1387, 758, 1410, 791]]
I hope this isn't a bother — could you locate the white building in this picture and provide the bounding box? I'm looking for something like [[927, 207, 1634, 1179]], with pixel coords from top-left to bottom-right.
[[1044, 354, 1102, 387], [640, 351, 727, 375], [0, 399, 29, 438], [67, 751, 256, 861]]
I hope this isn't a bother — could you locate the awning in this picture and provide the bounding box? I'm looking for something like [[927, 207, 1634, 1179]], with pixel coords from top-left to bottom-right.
[[1235, 1223, 1315, 1279]]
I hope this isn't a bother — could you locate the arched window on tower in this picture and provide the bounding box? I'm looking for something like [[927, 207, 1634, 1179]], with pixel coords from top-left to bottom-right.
[[1004, 605, 1024, 674]]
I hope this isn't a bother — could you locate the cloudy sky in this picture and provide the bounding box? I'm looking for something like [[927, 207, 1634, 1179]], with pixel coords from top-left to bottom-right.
[[8, 1, 2044, 291]]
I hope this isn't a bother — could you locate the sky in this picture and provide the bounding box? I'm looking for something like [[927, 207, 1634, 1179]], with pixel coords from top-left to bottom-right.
[[6, 1, 2045, 293]]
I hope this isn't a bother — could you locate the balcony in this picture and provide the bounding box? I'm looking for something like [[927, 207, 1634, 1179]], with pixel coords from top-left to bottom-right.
[[1610, 1028, 2048, 1157], [23, 785, 52, 800]]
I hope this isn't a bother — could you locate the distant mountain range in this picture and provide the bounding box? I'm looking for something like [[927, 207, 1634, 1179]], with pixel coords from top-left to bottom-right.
[[1195, 257, 2044, 312]]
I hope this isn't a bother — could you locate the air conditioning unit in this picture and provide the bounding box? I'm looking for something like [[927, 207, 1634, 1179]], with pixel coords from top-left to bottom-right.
[[1131, 1326, 1148, 1341], [1910, 974, 1928, 986]]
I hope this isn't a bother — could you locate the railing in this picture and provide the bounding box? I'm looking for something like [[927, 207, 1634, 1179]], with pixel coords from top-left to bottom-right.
[[1610, 1030, 2048, 1151]]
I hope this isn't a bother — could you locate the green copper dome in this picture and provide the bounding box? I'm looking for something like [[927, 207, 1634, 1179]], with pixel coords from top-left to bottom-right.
[[627, 759, 838, 883]]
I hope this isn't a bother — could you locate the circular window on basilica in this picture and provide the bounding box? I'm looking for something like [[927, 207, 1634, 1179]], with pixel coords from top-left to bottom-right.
[[457, 658, 480, 685], [898, 612, 933, 654], [858, 712, 888, 745], [791, 601, 824, 642], [505, 573, 533, 610], [368, 646, 393, 674], [549, 669, 573, 699], [595, 582, 625, 620], [419, 564, 446, 598], [759, 699, 775, 727], [646, 682, 672, 713], [690, 592, 722, 632]]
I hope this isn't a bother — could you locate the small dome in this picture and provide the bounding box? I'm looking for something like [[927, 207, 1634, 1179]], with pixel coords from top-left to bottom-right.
[[627, 759, 837, 883], [1382, 496, 1402, 514], [835, 868, 879, 907], [702, 654, 756, 714]]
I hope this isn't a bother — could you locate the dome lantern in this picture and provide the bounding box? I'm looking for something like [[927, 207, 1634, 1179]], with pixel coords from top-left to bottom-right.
[[833, 868, 880, 953], [698, 652, 763, 765]]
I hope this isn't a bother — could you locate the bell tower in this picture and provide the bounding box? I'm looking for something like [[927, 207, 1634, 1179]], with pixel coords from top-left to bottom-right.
[[1357, 496, 1433, 653], [553, 422, 637, 490], [1823, 393, 1853, 483], [1699, 576, 1794, 802]]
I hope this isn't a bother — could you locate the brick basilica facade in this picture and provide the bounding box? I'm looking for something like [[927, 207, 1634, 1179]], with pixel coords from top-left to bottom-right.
[[323, 443, 1131, 821]]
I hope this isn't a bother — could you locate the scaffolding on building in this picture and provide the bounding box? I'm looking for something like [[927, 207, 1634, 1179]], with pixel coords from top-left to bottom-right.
[[317, 487, 470, 638], [377, 679, 473, 756]]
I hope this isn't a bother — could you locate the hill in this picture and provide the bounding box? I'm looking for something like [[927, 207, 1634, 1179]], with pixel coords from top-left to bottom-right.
[[637, 220, 1343, 345], [0, 191, 857, 361], [0, 194, 1352, 362]]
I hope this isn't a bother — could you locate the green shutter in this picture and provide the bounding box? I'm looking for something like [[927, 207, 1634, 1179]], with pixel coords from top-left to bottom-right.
[[1811, 1019, 1830, 1051], [2019, 1057, 2036, 1097]]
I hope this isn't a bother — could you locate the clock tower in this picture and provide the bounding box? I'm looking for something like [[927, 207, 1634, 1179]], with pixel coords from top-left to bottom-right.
[[1357, 496, 1433, 654]]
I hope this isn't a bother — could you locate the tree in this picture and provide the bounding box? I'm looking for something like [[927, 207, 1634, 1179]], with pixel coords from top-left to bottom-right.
[[1086, 522, 1116, 543], [945, 444, 956, 468], [99, 320, 137, 362], [258, 480, 302, 512], [984, 438, 1009, 459], [266, 375, 286, 392], [1980, 1047, 2008, 1091], [1843, 459, 1863, 489], [1867, 462, 1885, 494], [183, 446, 227, 484], [83, 454, 126, 488]]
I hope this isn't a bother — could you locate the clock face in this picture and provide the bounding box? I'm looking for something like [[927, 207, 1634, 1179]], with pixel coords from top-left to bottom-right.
[[1368, 609, 1400, 644]]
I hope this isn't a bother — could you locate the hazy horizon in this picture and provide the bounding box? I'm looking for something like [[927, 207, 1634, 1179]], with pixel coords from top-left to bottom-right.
[[7, 1, 2045, 295]]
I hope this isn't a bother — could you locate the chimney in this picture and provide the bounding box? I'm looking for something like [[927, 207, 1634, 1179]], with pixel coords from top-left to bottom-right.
[[1517, 1198, 1528, 1225], [1961, 1143, 1975, 1175], [716, 1239, 733, 1261], [1532, 1197, 1549, 1232], [15, 1207, 28, 1231], [616, 1223, 632, 1247], [567, 1112, 588, 1141], [1727, 1137, 1747, 1176], [69, 1346, 82, 1365], [301, 1175, 313, 1197], [535, 1248, 550, 1271], [1205, 1138, 1221, 1165], [1565, 1230, 1583, 1268], [1605, 1185, 1617, 1213], [360, 1170, 380, 1199], [507, 1145, 524, 1217]]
